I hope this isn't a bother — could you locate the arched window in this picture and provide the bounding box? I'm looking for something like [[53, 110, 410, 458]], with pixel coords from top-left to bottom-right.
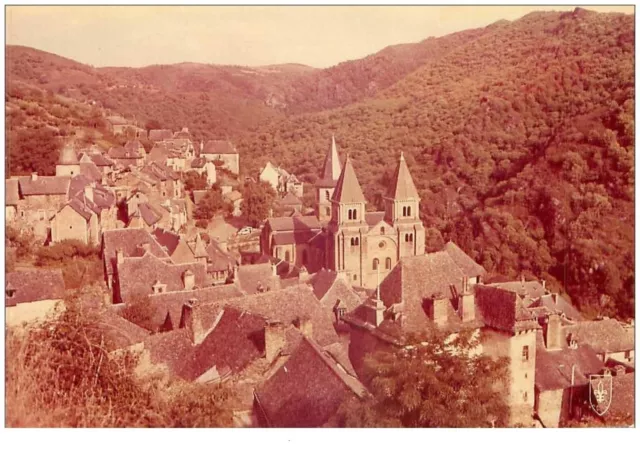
[[407, 206, 412, 217], [347, 209, 353, 220], [409, 234, 414, 242], [353, 209, 358, 220], [385, 257, 392, 270], [350, 237, 357, 247], [402, 207, 407, 217], [381, 227, 385, 235], [325, 190, 331, 200], [355, 237, 359, 246], [373, 258, 379, 270], [285, 251, 291, 262]]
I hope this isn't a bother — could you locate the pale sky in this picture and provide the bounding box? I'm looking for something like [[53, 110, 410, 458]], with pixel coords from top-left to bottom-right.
[[5, 4, 635, 68]]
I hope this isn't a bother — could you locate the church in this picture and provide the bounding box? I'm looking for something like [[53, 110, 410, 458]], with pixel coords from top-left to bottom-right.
[[261, 136, 425, 289]]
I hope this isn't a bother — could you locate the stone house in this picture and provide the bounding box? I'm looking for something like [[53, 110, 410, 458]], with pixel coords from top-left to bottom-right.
[[200, 140, 240, 175], [108, 145, 145, 168], [6, 179, 19, 221], [259, 161, 303, 198], [189, 158, 217, 187], [224, 190, 243, 217], [55, 144, 81, 177], [106, 116, 147, 139], [6, 269, 65, 327], [16, 174, 71, 240]]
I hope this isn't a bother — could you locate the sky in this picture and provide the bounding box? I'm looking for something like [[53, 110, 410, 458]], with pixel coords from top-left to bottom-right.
[[5, 4, 635, 69]]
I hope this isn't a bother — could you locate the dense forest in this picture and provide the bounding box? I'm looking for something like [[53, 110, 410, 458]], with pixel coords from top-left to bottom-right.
[[5, 8, 635, 319]]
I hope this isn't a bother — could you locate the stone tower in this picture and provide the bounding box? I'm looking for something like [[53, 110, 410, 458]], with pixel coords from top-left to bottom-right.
[[315, 135, 343, 222], [384, 152, 425, 258], [56, 144, 81, 177], [326, 157, 369, 287]]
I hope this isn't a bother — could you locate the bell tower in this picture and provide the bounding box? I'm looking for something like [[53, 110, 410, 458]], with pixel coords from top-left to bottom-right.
[[385, 152, 425, 258], [315, 135, 343, 222]]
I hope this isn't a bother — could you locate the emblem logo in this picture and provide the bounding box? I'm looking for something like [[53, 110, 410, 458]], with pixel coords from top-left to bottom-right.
[[589, 373, 613, 416]]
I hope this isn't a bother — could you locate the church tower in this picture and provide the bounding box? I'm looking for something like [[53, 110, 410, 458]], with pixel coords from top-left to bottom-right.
[[56, 144, 81, 177], [315, 135, 343, 222], [326, 157, 369, 287], [384, 152, 425, 258]]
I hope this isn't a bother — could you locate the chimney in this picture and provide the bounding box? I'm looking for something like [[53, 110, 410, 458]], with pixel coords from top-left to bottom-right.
[[542, 279, 547, 292], [296, 317, 313, 338], [31, 173, 38, 181], [84, 185, 94, 202], [428, 294, 449, 327], [183, 269, 195, 290], [140, 243, 151, 254], [545, 313, 563, 350], [116, 249, 124, 265], [459, 277, 475, 323], [265, 321, 286, 363]]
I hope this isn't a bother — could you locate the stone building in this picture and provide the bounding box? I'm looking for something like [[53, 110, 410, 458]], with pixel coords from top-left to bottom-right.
[[259, 161, 303, 198], [325, 153, 425, 289], [6, 269, 66, 327], [200, 140, 240, 175], [15, 174, 71, 240], [55, 144, 81, 177], [315, 135, 343, 222], [189, 158, 217, 187]]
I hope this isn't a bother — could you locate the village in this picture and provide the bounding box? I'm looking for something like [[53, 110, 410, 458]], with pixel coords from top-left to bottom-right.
[[5, 116, 635, 428]]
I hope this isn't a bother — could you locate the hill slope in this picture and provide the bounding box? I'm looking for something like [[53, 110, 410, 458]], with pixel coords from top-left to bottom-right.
[[236, 8, 635, 319]]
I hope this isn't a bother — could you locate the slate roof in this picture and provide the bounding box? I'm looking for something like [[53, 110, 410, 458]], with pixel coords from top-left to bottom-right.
[[202, 140, 237, 154], [272, 230, 319, 246], [18, 176, 70, 196], [488, 280, 547, 299], [146, 283, 244, 330], [535, 339, 604, 392], [148, 144, 170, 163], [267, 215, 322, 232], [97, 310, 150, 352], [6, 269, 65, 307], [148, 129, 174, 142], [609, 372, 635, 422], [89, 153, 115, 167], [563, 319, 635, 355], [137, 202, 163, 226], [190, 158, 207, 169], [331, 157, 366, 204], [102, 228, 170, 276], [66, 197, 96, 221], [254, 336, 368, 427], [140, 162, 179, 182], [444, 241, 487, 279], [379, 249, 487, 334], [235, 263, 280, 295], [309, 270, 363, 314], [108, 146, 127, 159], [117, 251, 208, 304], [79, 162, 103, 182], [475, 285, 539, 334], [206, 240, 237, 272], [364, 211, 385, 227], [152, 228, 181, 255], [225, 284, 339, 347], [6, 179, 20, 206], [386, 153, 420, 201], [278, 192, 302, 206], [317, 135, 343, 186]]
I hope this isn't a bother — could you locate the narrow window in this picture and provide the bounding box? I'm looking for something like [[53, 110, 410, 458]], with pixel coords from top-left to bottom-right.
[[350, 237, 356, 247], [373, 258, 379, 270], [523, 391, 528, 402], [522, 345, 529, 361], [385, 257, 392, 270], [409, 234, 414, 243], [402, 207, 407, 217], [405, 234, 409, 242], [355, 237, 359, 246], [407, 206, 412, 217], [353, 209, 357, 219], [381, 227, 385, 235], [325, 190, 330, 200]]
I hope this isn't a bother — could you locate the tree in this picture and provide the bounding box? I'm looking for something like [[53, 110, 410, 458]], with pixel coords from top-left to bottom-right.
[[7, 127, 61, 176], [193, 185, 230, 221], [184, 172, 208, 193], [241, 180, 277, 227], [334, 330, 509, 427], [145, 119, 163, 131]]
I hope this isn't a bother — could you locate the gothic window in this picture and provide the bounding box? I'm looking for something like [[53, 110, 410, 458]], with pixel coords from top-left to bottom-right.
[[385, 257, 392, 270], [373, 258, 379, 270], [522, 345, 529, 361]]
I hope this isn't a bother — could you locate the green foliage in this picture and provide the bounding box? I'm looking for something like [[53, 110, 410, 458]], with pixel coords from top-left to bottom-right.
[[5, 287, 235, 428], [7, 126, 61, 176], [334, 331, 509, 427], [193, 185, 231, 221], [35, 241, 102, 289], [240, 180, 277, 227], [184, 171, 208, 193]]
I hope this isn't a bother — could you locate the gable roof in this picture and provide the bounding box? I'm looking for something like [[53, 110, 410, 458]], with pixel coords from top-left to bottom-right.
[[117, 251, 208, 304], [266, 215, 322, 232], [102, 228, 170, 276], [309, 270, 363, 314], [386, 153, 420, 201], [235, 263, 280, 295], [444, 242, 487, 279], [278, 192, 302, 206], [18, 176, 70, 196], [152, 228, 181, 255], [331, 157, 366, 204], [563, 319, 635, 355], [79, 162, 102, 181], [254, 336, 368, 427], [148, 129, 174, 142], [535, 341, 603, 392], [6, 269, 65, 306], [225, 284, 339, 347], [203, 140, 237, 154]]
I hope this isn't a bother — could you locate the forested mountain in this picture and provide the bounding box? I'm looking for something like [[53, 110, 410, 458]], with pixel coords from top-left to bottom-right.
[[5, 8, 635, 319], [235, 8, 635, 320]]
